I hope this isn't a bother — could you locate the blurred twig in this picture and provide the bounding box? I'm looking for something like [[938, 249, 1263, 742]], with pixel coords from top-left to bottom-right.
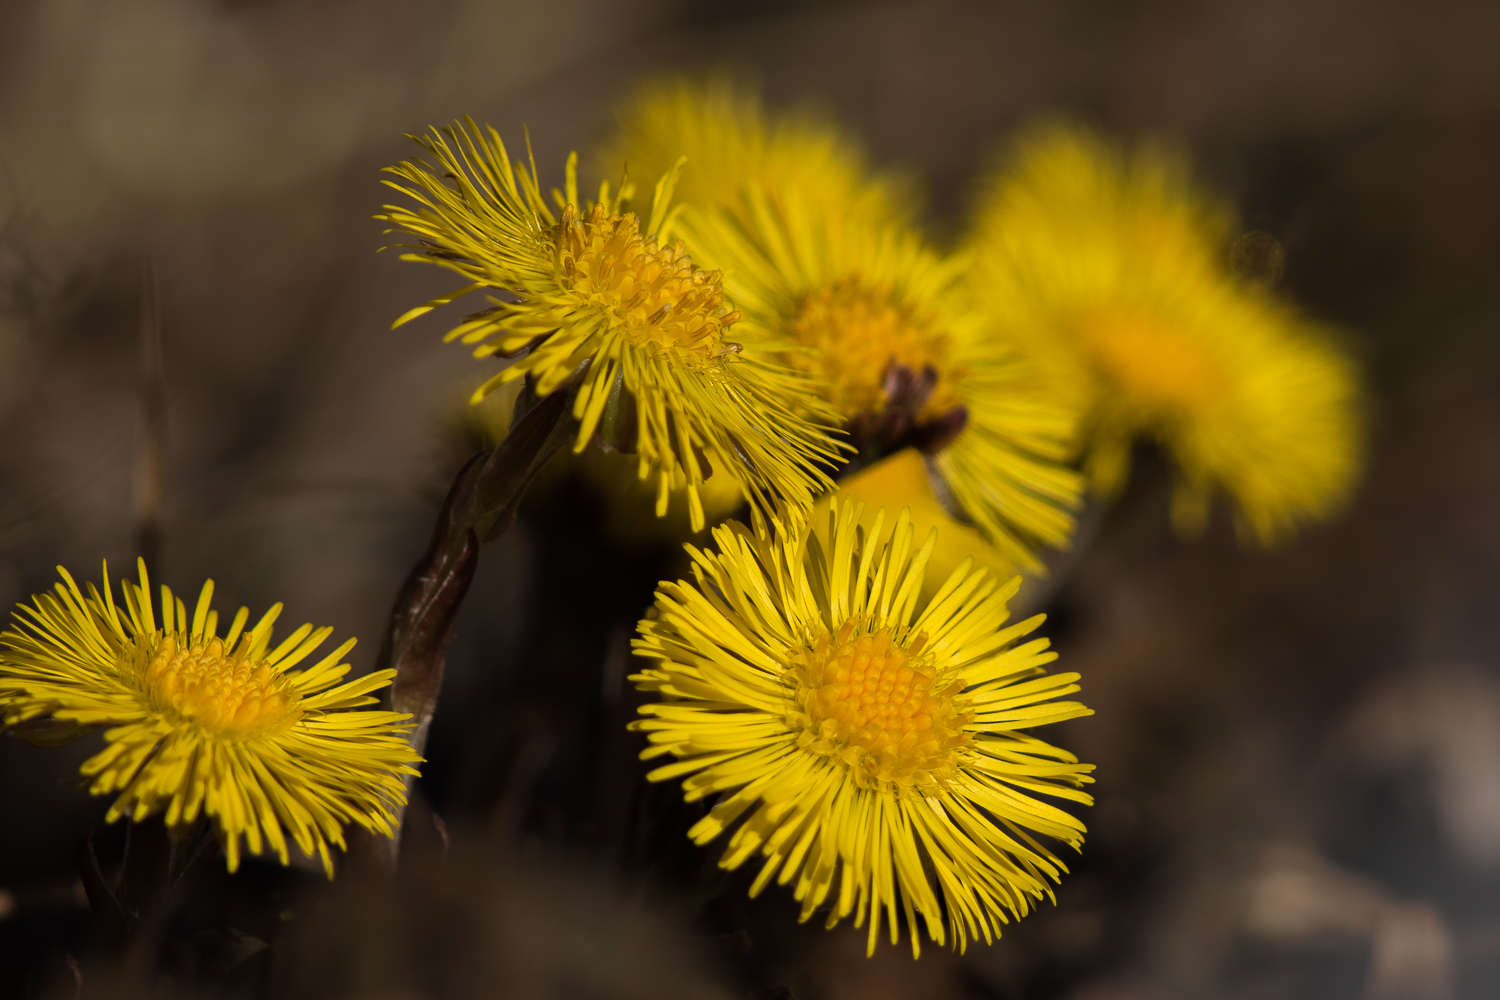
[[596, 622, 641, 862], [135, 257, 165, 570], [487, 708, 558, 847], [74, 818, 215, 981]]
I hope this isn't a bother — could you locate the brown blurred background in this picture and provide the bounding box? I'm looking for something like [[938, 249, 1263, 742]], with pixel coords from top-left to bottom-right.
[[3, 1, 1500, 998]]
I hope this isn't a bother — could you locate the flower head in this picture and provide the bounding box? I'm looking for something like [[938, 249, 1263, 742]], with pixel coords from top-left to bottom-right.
[[966, 123, 1363, 543], [0, 561, 420, 876], [381, 119, 843, 531], [632, 498, 1094, 956], [676, 177, 1082, 572]]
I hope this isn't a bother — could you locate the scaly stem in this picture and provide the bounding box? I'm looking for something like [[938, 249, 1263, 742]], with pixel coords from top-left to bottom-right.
[[355, 379, 578, 867]]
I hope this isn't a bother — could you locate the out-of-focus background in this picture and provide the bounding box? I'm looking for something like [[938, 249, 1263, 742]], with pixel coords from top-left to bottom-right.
[[3, 1, 1500, 998]]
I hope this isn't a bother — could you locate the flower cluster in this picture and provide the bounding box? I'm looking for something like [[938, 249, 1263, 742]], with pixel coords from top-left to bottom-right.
[[0, 75, 1365, 963], [609, 82, 1083, 575]]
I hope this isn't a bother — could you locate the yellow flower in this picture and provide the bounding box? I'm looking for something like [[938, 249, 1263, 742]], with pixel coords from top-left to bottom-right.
[[678, 180, 1081, 572], [0, 561, 420, 876], [967, 123, 1363, 543], [598, 75, 912, 227], [380, 119, 843, 531], [631, 498, 1094, 956]]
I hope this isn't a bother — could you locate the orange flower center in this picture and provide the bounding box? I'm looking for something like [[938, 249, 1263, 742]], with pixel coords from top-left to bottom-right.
[[788, 620, 972, 789], [1081, 312, 1224, 411], [555, 205, 741, 369], [139, 635, 300, 740], [785, 279, 964, 423]]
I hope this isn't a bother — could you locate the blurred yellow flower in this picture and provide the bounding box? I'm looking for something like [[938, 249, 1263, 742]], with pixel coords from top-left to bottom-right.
[[815, 449, 1014, 602], [380, 119, 842, 531], [967, 123, 1363, 543], [579, 449, 748, 546], [598, 75, 913, 227], [632, 497, 1094, 956], [0, 561, 419, 876]]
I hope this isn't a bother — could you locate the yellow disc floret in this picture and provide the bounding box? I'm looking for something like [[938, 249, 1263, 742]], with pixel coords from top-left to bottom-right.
[[790, 620, 972, 788], [785, 280, 963, 422], [141, 635, 300, 741], [557, 205, 741, 369]]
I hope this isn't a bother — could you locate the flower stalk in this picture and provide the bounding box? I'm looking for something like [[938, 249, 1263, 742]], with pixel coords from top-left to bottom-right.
[[362, 375, 580, 864]]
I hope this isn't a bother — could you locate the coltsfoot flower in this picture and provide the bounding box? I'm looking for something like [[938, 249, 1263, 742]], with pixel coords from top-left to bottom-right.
[[0, 561, 420, 876], [381, 119, 843, 531], [631, 498, 1094, 956], [682, 183, 1081, 572], [966, 122, 1363, 543]]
